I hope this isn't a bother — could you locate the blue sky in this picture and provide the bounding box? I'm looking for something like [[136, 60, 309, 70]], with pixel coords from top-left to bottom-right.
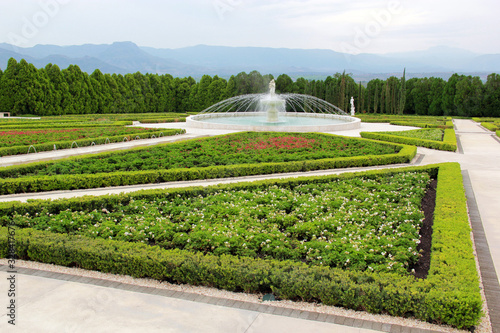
[[1, 0, 498, 54]]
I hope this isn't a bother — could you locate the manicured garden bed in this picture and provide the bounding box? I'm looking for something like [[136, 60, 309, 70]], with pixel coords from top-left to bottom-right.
[[0, 126, 168, 148], [4, 171, 429, 275], [360, 128, 457, 151], [379, 128, 444, 141], [0, 132, 416, 194], [0, 127, 185, 157], [0, 163, 482, 328], [355, 115, 452, 129]]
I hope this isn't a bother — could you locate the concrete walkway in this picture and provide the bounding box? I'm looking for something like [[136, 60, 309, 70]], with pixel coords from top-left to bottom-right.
[[0, 266, 386, 333], [0, 120, 498, 332]]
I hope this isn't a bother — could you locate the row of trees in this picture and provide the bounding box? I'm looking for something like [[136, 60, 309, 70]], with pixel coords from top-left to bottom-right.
[[0, 58, 499, 117]]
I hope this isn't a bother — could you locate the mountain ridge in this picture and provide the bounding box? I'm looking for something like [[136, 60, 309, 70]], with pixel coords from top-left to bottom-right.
[[0, 42, 498, 80]]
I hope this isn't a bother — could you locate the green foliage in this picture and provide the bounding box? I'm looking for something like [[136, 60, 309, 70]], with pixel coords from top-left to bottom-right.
[[0, 129, 184, 157], [471, 117, 500, 132], [0, 126, 180, 148], [1, 58, 495, 117], [0, 163, 482, 328], [355, 114, 451, 128], [425, 163, 482, 327], [4, 172, 430, 275], [0, 133, 415, 194], [481, 122, 499, 131], [380, 129, 444, 142], [360, 128, 457, 152]]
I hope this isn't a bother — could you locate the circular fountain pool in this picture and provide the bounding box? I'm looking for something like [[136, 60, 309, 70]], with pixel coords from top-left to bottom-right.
[[187, 80, 360, 132]]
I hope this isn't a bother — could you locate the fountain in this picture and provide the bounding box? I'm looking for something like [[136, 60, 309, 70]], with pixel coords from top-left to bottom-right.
[[262, 79, 285, 123], [186, 79, 360, 132]]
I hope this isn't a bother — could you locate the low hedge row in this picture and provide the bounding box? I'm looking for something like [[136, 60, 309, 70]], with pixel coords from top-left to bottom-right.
[[472, 117, 500, 123], [424, 163, 482, 326], [0, 121, 134, 130], [0, 129, 186, 157], [0, 144, 416, 195], [360, 129, 457, 151], [480, 122, 499, 131], [138, 118, 186, 124], [389, 121, 453, 129], [0, 163, 482, 328]]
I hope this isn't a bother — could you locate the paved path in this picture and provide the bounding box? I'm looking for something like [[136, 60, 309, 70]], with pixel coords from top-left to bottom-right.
[[0, 267, 385, 333], [0, 120, 498, 332]]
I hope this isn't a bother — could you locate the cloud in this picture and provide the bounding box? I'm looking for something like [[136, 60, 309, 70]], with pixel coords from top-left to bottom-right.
[[0, 0, 498, 54]]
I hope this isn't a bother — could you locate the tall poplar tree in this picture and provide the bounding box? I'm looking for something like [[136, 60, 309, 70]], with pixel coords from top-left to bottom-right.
[[397, 68, 406, 115]]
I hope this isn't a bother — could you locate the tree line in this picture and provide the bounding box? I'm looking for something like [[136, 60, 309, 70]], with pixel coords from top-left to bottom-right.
[[0, 58, 499, 117]]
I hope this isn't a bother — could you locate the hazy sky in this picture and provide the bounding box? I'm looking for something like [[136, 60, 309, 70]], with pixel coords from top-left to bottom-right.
[[1, 0, 498, 54]]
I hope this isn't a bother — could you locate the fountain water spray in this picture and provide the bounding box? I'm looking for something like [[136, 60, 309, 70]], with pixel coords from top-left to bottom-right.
[[186, 80, 361, 132]]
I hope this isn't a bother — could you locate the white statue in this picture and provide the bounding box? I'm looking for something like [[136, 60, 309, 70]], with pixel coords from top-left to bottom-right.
[[350, 96, 355, 116], [269, 79, 276, 95]]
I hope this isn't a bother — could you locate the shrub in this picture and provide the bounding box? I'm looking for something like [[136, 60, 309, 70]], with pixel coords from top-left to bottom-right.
[[360, 129, 457, 152]]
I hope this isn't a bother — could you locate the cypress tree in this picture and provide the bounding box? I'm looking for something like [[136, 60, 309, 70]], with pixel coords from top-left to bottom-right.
[[0, 58, 19, 114], [398, 68, 406, 115]]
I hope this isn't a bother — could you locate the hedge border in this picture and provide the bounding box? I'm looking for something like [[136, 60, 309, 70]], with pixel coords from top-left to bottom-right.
[[0, 121, 134, 129], [480, 122, 499, 132], [0, 133, 416, 195], [0, 162, 482, 328], [137, 118, 186, 124], [0, 129, 185, 157], [360, 129, 457, 152], [389, 121, 453, 129]]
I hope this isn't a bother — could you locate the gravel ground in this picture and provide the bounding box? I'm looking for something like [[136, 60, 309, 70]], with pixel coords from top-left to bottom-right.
[[1, 259, 492, 333]]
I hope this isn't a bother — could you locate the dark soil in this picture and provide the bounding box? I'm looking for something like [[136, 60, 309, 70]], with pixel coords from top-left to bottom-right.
[[409, 178, 437, 279]]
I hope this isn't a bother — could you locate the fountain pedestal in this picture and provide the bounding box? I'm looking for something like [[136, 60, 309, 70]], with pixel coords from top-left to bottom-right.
[[260, 97, 285, 123], [265, 99, 284, 123]]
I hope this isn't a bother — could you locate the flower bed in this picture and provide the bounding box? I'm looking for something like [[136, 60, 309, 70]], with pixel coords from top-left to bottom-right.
[[360, 128, 457, 152], [0, 163, 482, 328], [0, 127, 165, 148], [10, 132, 399, 176], [0, 132, 416, 194], [0, 128, 185, 157], [5, 171, 429, 275]]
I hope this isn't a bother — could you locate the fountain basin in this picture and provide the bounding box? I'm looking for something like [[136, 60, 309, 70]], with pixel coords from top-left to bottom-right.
[[187, 112, 360, 132]]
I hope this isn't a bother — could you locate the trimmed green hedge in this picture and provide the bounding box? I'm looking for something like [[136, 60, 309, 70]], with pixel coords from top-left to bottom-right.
[[360, 129, 457, 152], [389, 121, 453, 129], [472, 117, 500, 123], [0, 163, 482, 328], [481, 122, 499, 131], [0, 141, 416, 195], [0, 121, 134, 129], [0, 129, 185, 157], [424, 163, 482, 327], [137, 118, 186, 124]]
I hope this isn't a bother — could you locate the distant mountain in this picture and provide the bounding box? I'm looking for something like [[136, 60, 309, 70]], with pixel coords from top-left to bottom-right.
[[0, 42, 206, 76], [383, 46, 478, 71], [141, 44, 419, 74], [0, 42, 498, 79], [461, 54, 500, 73]]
